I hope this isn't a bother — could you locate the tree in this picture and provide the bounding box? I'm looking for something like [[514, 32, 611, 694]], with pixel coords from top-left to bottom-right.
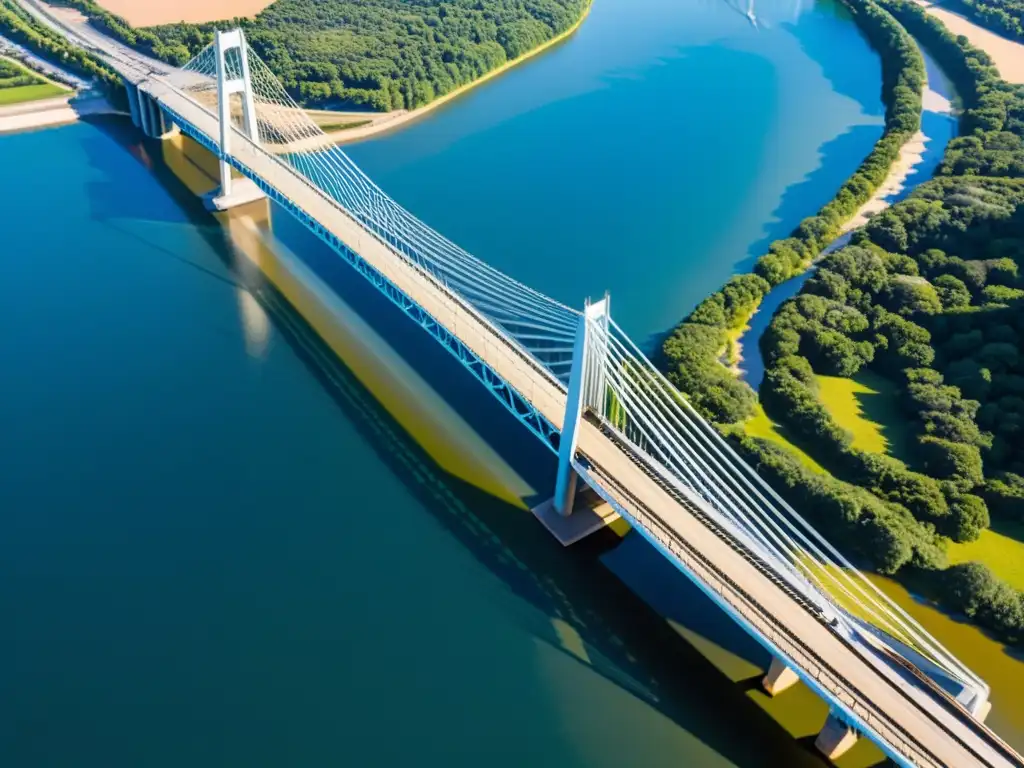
[[919, 436, 985, 491], [948, 494, 991, 542], [934, 274, 972, 309], [886, 276, 943, 316]]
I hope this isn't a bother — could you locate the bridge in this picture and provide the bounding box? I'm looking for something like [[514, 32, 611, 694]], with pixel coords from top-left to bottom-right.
[[19, 3, 1024, 764]]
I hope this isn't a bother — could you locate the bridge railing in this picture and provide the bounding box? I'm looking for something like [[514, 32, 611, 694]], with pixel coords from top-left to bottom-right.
[[152, 79, 573, 413], [576, 448, 953, 768]]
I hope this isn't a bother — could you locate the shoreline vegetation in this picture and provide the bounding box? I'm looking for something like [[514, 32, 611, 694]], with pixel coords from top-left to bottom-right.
[[0, 0, 124, 105], [914, 0, 1024, 83], [661, 0, 926, 425], [732, 0, 1024, 646], [49, 0, 593, 123], [319, 2, 593, 146], [0, 54, 66, 102], [923, 0, 1024, 44]]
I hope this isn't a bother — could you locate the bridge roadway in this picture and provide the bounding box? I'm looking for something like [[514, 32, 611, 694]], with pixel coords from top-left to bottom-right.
[[136, 77, 1017, 767], [19, 1, 1023, 760]]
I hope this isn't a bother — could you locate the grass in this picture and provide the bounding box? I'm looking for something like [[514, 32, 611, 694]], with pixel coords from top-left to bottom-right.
[[0, 57, 69, 106], [0, 82, 68, 105], [816, 370, 913, 461], [317, 119, 372, 133], [743, 404, 826, 473], [948, 519, 1024, 591]]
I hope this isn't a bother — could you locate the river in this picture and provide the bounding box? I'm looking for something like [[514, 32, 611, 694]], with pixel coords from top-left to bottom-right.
[[1, 0, 1020, 765]]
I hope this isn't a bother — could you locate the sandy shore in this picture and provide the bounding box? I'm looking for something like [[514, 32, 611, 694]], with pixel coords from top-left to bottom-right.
[[93, 0, 274, 26], [840, 129, 928, 233], [303, 1, 593, 149], [0, 94, 120, 133], [914, 0, 1024, 84]]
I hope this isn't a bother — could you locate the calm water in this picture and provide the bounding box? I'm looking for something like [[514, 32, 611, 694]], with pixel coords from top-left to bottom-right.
[[738, 40, 961, 388], [346, 0, 887, 343], [2, 0, 1019, 765]]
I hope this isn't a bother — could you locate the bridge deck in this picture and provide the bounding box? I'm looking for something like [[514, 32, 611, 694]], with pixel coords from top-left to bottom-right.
[[129, 75, 1019, 768]]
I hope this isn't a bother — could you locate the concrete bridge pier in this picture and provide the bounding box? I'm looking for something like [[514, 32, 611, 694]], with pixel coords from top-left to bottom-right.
[[761, 656, 800, 696], [815, 710, 859, 761], [124, 80, 142, 129]]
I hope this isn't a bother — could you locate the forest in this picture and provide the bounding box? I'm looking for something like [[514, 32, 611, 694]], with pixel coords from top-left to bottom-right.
[[661, 0, 925, 425], [0, 0, 123, 101], [746, 0, 1024, 643], [947, 0, 1024, 41], [660, 0, 1024, 645], [52, 0, 591, 110]]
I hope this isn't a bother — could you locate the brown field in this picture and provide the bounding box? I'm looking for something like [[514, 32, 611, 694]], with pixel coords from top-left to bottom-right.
[[93, 0, 275, 26]]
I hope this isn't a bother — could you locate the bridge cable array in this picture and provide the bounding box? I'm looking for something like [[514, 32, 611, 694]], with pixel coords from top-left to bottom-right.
[[589, 315, 986, 695], [167, 38, 986, 703], [173, 41, 579, 383]]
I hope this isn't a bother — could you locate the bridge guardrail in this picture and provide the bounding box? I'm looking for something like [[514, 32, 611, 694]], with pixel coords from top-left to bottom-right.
[[580, 421, 1024, 768], [578, 449, 946, 767], [135, 69, 1020, 768]]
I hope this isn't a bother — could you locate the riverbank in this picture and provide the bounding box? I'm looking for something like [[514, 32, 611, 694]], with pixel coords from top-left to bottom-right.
[[734, 38, 958, 388], [914, 0, 1024, 83], [322, 0, 594, 147], [0, 93, 119, 132]]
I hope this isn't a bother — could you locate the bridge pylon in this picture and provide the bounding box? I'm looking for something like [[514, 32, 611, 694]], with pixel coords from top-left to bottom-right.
[[553, 294, 610, 515], [209, 29, 264, 210]]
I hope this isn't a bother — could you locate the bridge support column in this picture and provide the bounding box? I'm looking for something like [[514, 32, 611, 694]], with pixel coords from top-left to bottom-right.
[[124, 80, 142, 129], [137, 86, 152, 137], [553, 294, 610, 517], [532, 295, 618, 545], [814, 711, 858, 761], [208, 28, 266, 212], [761, 656, 799, 696]]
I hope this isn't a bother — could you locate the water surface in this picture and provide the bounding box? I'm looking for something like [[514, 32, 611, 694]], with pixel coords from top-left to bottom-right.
[[348, 0, 887, 344], [4, 0, 1012, 764]]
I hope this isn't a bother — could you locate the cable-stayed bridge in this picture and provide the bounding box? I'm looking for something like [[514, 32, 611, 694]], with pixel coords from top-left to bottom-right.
[[18, 4, 1024, 764]]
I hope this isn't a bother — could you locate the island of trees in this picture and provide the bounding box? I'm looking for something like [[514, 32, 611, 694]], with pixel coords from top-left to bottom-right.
[[662, 0, 1024, 645], [52, 0, 591, 111]]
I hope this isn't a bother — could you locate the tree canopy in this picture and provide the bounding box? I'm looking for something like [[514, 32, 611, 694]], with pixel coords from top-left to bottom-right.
[[53, 0, 590, 110]]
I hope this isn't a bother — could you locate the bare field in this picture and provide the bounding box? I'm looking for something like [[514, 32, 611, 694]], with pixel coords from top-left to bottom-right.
[[93, 0, 274, 26]]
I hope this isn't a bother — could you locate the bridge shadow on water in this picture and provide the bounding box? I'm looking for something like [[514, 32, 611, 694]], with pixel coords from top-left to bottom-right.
[[86, 114, 885, 766], [240, 269, 842, 768]]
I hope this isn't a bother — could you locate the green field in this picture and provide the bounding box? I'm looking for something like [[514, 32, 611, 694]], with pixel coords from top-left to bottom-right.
[[816, 371, 912, 460], [949, 520, 1024, 591], [744, 404, 825, 473], [0, 57, 69, 106]]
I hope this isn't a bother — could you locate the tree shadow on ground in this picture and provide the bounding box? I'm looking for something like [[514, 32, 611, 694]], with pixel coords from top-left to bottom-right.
[[851, 370, 915, 463]]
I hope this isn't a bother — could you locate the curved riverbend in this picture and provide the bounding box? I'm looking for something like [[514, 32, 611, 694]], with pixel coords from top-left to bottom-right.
[[737, 38, 960, 389], [6, 0, 1014, 764]]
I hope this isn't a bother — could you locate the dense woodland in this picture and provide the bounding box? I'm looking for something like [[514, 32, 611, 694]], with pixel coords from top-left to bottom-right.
[[947, 0, 1024, 41], [53, 0, 590, 110], [661, 0, 925, 425], [0, 0, 123, 99], [749, 0, 1024, 643]]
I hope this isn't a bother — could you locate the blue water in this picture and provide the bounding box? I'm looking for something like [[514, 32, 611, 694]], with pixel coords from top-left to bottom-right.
[[347, 0, 886, 345], [0, 0, 903, 764], [738, 41, 960, 389]]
